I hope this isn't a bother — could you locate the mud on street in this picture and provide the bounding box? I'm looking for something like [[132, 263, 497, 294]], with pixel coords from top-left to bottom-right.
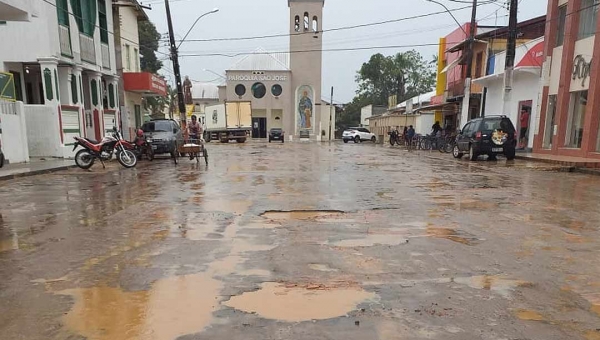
[[2, 141, 600, 340]]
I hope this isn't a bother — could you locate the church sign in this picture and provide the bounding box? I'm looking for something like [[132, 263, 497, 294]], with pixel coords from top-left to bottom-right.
[[227, 74, 288, 82]]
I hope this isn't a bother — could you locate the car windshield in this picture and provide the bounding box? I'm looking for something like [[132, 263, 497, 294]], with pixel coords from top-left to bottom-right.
[[271, 128, 282, 132], [142, 121, 172, 133], [481, 118, 515, 132]]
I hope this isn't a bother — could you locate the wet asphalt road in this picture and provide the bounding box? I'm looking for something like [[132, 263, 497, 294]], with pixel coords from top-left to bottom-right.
[[2, 141, 600, 340]]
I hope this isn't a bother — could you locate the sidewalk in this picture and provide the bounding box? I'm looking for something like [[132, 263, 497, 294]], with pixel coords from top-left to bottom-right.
[[0, 158, 74, 181], [515, 153, 600, 169]]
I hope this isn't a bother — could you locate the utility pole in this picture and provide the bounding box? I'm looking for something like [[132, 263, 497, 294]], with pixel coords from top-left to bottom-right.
[[329, 87, 334, 141], [164, 0, 187, 129], [501, 0, 518, 117], [460, 0, 478, 127]]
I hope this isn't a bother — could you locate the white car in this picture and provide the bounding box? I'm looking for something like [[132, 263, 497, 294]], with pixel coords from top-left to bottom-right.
[[342, 127, 376, 143]]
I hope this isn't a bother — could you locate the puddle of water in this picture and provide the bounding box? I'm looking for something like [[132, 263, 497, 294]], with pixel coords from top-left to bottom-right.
[[242, 221, 281, 229], [585, 330, 600, 340], [453, 275, 532, 297], [426, 227, 478, 245], [515, 309, 544, 321], [0, 237, 18, 253], [239, 269, 271, 277], [202, 199, 252, 215], [223, 282, 377, 322], [309, 264, 339, 272], [331, 234, 409, 248], [58, 273, 222, 340], [261, 210, 343, 221]]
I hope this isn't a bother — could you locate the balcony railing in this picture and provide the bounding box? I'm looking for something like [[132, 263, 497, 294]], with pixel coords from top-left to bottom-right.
[[101, 43, 110, 69], [58, 24, 72, 56], [79, 33, 96, 64]]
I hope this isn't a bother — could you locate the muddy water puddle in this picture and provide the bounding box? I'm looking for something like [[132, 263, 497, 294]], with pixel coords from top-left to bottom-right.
[[223, 282, 377, 322], [202, 199, 252, 215], [515, 309, 545, 321], [309, 264, 339, 272], [330, 234, 409, 247], [58, 273, 222, 340], [261, 210, 344, 221], [0, 237, 18, 253], [453, 275, 533, 297], [426, 227, 481, 245]]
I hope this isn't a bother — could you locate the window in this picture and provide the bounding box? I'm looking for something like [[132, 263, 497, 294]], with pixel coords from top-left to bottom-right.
[[125, 44, 131, 71], [294, 15, 300, 32], [71, 74, 78, 104], [70, 0, 96, 36], [235, 84, 246, 97], [57, 0, 69, 26], [566, 90, 588, 148], [134, 48, 139, 71], [543, 95, 557, 149], [578, 0, 599, 40], [312, 16, 319, 32], [98, 0, 108, 43], [271, 84, 282, 97], [556, 5, 567, 46], [251, 82, 266, 99], [475, 52, 483, 78], [304, 12, 309, 31]]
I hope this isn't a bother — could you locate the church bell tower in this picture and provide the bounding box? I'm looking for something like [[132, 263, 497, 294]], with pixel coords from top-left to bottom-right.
[[289, 0, 324, 137]]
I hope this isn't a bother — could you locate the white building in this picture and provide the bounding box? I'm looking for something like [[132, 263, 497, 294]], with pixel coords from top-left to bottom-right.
[[114, 0, 167, 140], [0, 0, 120, 158], [360, 105, 387, 127], [191, 82, 220, 127], [474, 37, 544, 149]]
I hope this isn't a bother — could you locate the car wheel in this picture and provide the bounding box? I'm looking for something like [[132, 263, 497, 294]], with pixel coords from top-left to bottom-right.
[[0, 153, 4, 168], [354, 136, 360, 144], [371, 136, 376, 143], [488, 154, 497, 161], [505, 148, 516, 161], [469, 145, 478, 161], [343, 140, 348, 144], [452, 145, 463, 159], [268, 139, 271, 143]]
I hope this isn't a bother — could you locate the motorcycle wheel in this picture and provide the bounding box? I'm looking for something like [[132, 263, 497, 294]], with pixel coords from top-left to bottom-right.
[[75, 150, 95, 169], [117, 150, 137, 168]]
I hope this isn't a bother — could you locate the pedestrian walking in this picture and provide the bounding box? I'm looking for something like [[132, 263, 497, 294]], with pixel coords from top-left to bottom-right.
[[406, 125, 415, 151]]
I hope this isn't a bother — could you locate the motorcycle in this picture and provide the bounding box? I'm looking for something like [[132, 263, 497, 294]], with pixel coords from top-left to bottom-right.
[[131, 129, 154, 161], [72, 127, 137, 169], [389, 130, 401, 146]]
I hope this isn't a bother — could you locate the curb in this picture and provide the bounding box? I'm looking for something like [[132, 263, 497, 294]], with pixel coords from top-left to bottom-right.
[[0, 164, 76, 182]]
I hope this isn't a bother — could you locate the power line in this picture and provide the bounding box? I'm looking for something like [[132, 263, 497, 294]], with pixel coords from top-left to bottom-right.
[[164, 2, 498, 43]]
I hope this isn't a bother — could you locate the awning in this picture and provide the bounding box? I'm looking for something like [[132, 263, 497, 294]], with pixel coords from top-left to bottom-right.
[[472, 66, 541, 85], [446, 39, 488, 53], [123, 72, 167, 96], [414, 102, 459, 113], [441, 56, 465, 74]]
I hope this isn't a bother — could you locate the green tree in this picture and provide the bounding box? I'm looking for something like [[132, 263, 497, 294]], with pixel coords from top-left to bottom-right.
[[356, 50, 436, 106], [139, 20, 163, 73]]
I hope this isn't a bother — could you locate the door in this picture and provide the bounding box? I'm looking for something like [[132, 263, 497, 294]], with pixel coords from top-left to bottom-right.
[[458, 122, 472, 151], [251, 118, 267, 138]]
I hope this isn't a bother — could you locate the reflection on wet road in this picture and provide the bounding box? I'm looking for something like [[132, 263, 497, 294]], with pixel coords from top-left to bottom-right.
[[2, 141, 600, 339]]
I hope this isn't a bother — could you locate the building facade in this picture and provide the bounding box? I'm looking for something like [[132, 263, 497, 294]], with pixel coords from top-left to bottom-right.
[[534, 0, 600, 159], [219, 0, 328, 140], [0, 0, 119, 158], [113, 0, 167, 140]]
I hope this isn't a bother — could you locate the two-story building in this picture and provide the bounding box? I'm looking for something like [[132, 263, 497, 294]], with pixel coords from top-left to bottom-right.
[[0, 0, 120, 158]]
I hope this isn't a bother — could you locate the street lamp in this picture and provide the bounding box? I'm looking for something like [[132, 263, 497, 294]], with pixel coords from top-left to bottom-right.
[[177, 8, 219, 49], [425, 0, 467, 35], [203, 68, 226, 80]]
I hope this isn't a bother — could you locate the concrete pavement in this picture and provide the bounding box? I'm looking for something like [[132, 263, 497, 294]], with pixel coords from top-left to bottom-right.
[[1, 141, 600, 339]]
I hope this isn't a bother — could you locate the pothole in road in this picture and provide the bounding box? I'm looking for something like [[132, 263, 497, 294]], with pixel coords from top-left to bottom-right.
[[260, 210, 344, 221], [223, 282, 377, 322], [57, 273, 222, 340], [426, 227, 482, 246]]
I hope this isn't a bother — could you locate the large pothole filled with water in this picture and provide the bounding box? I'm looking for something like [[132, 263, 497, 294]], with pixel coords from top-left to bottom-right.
[[223, 282, 378, 322]]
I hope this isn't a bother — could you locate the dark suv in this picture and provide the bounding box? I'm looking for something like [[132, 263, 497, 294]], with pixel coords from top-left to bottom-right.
[[142, 119, 184, 158], [453, 116, 516, 161], [269, 128, 284, 143]]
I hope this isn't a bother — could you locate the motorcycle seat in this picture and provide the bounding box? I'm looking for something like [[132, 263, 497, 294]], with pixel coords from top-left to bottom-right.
[[85, 138, 99, 144]]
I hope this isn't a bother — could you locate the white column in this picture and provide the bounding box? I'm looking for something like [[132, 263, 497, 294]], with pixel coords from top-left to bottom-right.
[[71, 66, 86, 138], [38, 57, 63, 157]]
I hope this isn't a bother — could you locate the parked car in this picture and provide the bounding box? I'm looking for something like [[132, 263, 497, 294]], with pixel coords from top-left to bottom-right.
[[0, 147, 4, 168], [142, 119, 184, 158], [269, 128, 285, 143], [453, 115, 516, 161], [343, 127, 376, 143]]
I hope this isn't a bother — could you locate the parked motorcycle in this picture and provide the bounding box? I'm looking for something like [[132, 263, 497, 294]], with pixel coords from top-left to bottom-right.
[[72, 127, 137, 169], [131, 129, 154, 161]]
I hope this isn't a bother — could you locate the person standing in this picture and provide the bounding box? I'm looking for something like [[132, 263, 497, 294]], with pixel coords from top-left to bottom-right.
[[519, 109, 530, 149], [406, 125, 416, 151]]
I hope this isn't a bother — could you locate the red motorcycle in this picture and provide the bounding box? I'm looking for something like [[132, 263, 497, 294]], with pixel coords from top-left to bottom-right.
[[72, 127, 137, 169]]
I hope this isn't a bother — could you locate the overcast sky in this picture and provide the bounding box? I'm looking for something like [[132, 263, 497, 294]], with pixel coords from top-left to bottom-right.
[[142, 0, 547, 103]]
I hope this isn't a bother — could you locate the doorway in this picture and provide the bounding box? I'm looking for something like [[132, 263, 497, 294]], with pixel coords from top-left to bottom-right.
[[252, 117, 267, 138], [518, 100, 532, 149]]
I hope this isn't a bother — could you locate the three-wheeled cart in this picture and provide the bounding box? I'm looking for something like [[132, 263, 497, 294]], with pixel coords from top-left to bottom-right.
[[175, 139, 208, 165]]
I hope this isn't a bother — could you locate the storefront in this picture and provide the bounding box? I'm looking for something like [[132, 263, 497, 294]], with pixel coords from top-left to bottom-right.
[[474, 37, 544, 149], [534, 0, 600, 159]]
